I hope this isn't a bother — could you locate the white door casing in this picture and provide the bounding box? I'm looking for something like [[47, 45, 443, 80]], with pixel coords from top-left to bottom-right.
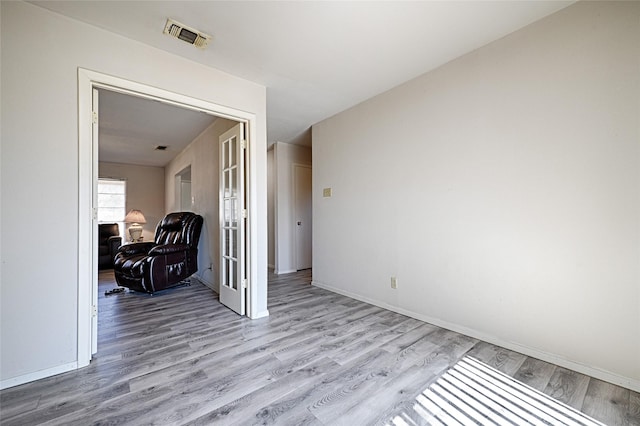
[[78, 68, 263, 370], [219, 123, 246, 315], [91, 89, 99, 355]]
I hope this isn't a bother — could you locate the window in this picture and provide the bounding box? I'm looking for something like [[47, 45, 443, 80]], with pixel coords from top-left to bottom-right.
[[98, 179, 126, 238]]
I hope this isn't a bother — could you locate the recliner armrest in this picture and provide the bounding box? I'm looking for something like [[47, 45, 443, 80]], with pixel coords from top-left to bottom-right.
[[107, 236, 122, 259], [117, 241, 155, 256], [107, 236, 122, 249], [148, 243, 190, 256]]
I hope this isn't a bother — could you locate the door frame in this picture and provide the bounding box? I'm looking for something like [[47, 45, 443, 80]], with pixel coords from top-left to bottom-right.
[[77, 68, 261, 368], [175, 165, 193, 212]]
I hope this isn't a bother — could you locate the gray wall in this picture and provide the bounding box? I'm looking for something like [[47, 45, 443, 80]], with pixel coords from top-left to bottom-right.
[[165, 118, 238, 292], [99, 162, 165, 242], [0, 1, 266, 388], [313, 1, 639, 390]]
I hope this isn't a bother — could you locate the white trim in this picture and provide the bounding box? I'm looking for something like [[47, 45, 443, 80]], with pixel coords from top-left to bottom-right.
[[78, 68, 262, 368], [0, 362, 78, 390], [91, 89, 100, 355], [77, 69, 93, 369], [311, 279, 640, 393], [251, 309, 270, 319], [274, 269, 297, 275], [246, 119, 263, 319]]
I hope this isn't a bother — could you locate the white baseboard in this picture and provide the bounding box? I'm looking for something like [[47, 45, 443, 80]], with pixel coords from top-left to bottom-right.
[[274, 269, 296, 275], [311, 279, 640, 393], [1, 361, 78, 390], [250, 309, 270, 319]]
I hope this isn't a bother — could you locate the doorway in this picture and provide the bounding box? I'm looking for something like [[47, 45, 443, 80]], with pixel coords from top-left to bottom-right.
[[293, 164, 312, 271], [176, 166, 193, 212], [78, 69, 264, 369]]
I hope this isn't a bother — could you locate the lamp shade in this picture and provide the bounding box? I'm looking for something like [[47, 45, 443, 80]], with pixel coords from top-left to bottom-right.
[[124, 209, 146, 224]]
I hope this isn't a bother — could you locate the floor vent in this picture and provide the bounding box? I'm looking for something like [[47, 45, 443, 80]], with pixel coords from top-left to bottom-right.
[[163, 19, 211, 49]]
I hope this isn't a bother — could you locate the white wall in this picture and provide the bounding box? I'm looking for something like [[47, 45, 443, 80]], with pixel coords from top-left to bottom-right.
[[267, 148, 275, 268], [99, 162, 165, 242], [313, 1, 640, 391], [165, 118, 237, 292], [273, 142, 312, 274], [0, 1, 266, 388], [0, 3, 3, 315]]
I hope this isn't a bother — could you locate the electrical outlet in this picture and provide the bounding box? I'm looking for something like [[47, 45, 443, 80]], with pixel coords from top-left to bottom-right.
[[323, 188, 332, 197], [391, 277, 398, 289]]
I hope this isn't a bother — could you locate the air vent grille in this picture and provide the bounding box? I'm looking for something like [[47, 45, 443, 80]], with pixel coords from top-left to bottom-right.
[[163, 19, 211, 49]]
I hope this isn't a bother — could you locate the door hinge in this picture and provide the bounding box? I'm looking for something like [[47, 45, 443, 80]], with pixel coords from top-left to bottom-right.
[[241, 279, 247, 289], [242, 209, 247, 219], [92, 111, 98, 124], [92, 207, 98, 220], [91, 305, 97, 317], [241, 139, 247, 150]]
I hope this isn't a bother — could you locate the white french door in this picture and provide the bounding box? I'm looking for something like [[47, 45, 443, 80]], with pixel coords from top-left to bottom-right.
[[219, 123, 246, 315]]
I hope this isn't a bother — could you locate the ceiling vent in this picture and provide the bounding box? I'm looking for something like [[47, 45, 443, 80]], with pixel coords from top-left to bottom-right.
[[163, 19, 211, 49], [155, 145, 168, 151]]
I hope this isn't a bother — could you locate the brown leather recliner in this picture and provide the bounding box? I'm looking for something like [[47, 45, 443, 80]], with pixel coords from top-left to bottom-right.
[[113, 212, 204, 293], [98, 223, 122, 270]]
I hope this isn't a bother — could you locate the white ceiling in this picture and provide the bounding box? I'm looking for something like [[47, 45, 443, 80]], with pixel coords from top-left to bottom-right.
[[98, 89, 217, 167], [33, 1, 573, 163]]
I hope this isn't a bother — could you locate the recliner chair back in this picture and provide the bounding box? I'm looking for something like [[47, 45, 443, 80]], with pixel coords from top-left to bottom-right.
[[154, 212, 203, 248]]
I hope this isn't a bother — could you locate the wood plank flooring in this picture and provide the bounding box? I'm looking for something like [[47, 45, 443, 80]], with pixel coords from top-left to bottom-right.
[[1, 270, 638, 425]]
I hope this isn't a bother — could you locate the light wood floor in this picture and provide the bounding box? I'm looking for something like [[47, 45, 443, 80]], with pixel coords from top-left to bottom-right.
[[1, 270, 638, 425]]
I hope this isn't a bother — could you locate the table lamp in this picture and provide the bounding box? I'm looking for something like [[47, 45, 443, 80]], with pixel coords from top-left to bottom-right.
[[124, 209, 146, 242]]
